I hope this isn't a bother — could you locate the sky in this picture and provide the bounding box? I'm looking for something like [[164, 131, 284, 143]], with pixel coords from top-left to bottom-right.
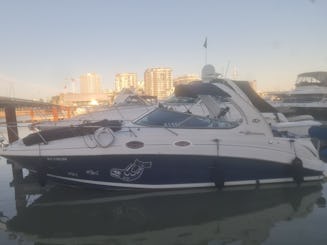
[[0, 0, 326, 99]]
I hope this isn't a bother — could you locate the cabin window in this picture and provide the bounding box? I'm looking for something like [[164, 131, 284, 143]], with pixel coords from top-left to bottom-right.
[[165, 96, 199, 104], [135, 108, 239, 129], [136, 108, 189, 127]]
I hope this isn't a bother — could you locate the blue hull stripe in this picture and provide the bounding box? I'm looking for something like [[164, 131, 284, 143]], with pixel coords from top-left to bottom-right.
[[47, 174, 323, 189], [8, 154, 323, 189]]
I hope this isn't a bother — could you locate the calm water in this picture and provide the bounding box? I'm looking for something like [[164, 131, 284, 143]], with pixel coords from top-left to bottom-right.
[[1, 124, 327, 245]]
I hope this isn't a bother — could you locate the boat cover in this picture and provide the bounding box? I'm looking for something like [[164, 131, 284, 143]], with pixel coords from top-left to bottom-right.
[[309, 126, 327, 140], [174, 80, 278, 113], [233, 81, 278, 113], [174, 82, 231, 99], [22, 119, 122, 146]]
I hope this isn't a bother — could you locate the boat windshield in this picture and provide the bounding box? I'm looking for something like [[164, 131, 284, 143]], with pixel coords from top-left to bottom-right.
[[135, 108, 239, 129], [165, 96, 199, 104], [296, 72, 327, 87], [114, 95, 149, 105]]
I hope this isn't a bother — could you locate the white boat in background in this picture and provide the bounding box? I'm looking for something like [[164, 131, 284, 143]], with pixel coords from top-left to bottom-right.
[[268, 72, 327, 121], [0, 65, 324, 190]]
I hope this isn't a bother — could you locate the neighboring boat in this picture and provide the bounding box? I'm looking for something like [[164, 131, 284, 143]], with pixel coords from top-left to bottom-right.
[[269, 72, 327, 121], [0, 68, 324, 189], [5, 183, 323, 244], [309, 125, 327, 162]]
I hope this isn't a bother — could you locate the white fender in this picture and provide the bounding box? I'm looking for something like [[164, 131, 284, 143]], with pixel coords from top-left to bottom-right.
[[94, 127, 114, 148]]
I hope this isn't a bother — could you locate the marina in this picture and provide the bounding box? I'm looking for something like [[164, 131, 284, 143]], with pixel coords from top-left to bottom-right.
[[1, 1, 327, 244]]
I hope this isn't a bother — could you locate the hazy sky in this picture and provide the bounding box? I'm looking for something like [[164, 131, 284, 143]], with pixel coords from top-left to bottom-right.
[[0, 0, 326, 99]]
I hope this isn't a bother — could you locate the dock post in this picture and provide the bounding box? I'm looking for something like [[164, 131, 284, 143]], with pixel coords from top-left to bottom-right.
[[9, 160, 26, 214], [4, 105, 19, 143], [4, 105, 25, 212], [29, 108, 35, 122], [52, 106, 58, 121], [66, 106, 71, 119]]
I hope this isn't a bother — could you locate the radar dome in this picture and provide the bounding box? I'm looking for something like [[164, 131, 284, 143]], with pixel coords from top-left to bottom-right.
[[201, 64, 220, 82]]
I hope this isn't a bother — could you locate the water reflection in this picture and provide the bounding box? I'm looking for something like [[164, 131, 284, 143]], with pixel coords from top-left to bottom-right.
[[5, 183, 324, 245]]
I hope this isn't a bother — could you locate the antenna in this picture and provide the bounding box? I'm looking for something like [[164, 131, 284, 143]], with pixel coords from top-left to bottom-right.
[[203, 37, 208, 65], [231, 66, 239, 80], [224, 61, 231, 78], [71, 78, 76, 93]]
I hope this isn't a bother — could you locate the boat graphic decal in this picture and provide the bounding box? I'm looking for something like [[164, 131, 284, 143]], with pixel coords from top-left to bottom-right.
[[67, 172, 78, 177], [85, 169, 99, 176], [110, 159, 152, 182]]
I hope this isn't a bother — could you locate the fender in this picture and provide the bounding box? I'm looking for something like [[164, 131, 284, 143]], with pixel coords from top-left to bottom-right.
[[291, 157, 304, 185]]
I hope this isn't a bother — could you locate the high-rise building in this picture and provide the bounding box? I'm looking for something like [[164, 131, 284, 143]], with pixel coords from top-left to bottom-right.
[[174, 74, 200, 86], [80, 73, 101, 94], [144, 67, 173, 99], [115, 73, 137, 92]]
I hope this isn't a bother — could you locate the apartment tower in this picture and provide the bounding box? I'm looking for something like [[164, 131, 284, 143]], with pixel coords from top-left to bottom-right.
[[115, 73, 137, 92], [144, 67, 173, 100], [80, 73, 101, 94]]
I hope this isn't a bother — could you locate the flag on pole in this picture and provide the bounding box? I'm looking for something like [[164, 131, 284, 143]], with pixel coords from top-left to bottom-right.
[[203, 37, 207, 48]]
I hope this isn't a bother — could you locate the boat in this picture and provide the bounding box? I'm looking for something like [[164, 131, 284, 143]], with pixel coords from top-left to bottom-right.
[[309, 125, 327, 162], [269, 72, 327, 121], [5, 183, 323, 244], [0, 66, 324, 190]]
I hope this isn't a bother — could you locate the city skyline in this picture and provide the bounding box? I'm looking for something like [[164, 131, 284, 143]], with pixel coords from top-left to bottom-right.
[[0, 0, 326, 99], [61, 68, 200, 95]]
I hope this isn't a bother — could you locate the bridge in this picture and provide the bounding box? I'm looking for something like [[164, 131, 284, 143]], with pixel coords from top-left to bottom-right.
[[0, 96, 60, 108], [0, 96, 71, 143]]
